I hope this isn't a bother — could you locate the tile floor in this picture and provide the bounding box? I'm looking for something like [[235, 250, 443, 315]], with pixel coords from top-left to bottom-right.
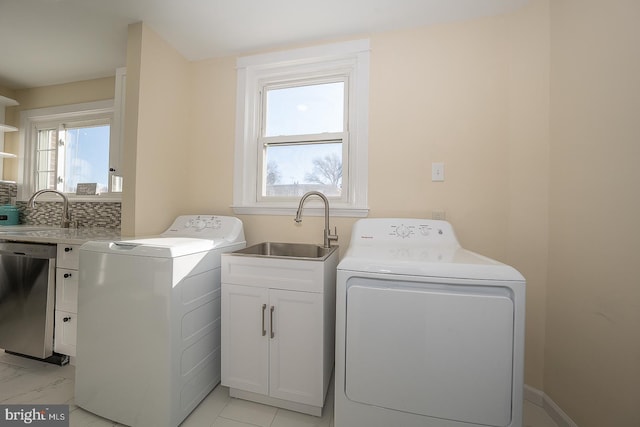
[[1, 351, 558, 427]]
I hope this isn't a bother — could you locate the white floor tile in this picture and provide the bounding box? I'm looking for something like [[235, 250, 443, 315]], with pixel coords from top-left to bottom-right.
[[2, 376, 73, 404], [211, 418, 259, 427], [69, 405, 122, 427], [181, 386, 230, 427], [1, 351, 561, 427], [218, 397, 277, 427], [0, 352, 52, 369], [271, 408, 332, 427]]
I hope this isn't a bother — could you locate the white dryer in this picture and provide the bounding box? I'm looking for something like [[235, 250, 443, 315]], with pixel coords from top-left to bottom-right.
[[335, 218, 525, 427], [75, 215, 245, 427]]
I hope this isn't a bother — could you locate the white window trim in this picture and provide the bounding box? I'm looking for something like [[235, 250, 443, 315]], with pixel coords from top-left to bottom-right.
[[17, 99, 121, 202], [232, 39, 370, 217]]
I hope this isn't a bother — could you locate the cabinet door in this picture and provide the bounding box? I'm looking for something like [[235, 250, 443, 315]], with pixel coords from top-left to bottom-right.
[[57, 244, 81, 269], [54, 311, 77, 356], [221, 283, 269, 394], [55, 268, 78, 313], [269, 289, 323, 406]]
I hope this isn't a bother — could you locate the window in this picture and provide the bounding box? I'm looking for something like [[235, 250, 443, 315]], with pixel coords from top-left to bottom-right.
[[34, 119, 110, 193], [233, 39, 370, 216], [18, 100, 122, 200], [261, 79, 345, 199]]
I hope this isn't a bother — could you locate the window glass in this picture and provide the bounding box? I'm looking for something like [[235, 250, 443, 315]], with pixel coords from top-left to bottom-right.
[[264, 142, 342, 197], [35, 129, 57, 190], [61, 125, 110, 193], [34, 122, 111, 194], [264, 82, 344, 136]]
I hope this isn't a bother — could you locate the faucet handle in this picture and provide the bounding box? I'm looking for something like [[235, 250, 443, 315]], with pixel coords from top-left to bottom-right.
[[328, 226, 339, 242]]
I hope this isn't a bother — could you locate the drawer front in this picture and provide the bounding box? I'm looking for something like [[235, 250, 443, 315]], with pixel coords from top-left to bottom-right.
[[57, 244, 81, 269], [54, 310, 77, 357], [56, 268, 78, 313], [221, 255, 325, 293]]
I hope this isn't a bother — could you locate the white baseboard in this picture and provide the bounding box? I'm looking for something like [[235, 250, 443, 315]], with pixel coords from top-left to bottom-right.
[[524, 384, 579, 427]]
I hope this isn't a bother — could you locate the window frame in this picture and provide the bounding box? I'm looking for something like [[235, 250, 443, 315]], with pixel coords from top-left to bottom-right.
[[233, 39, 370, 217], [17, 99, 121, 202]]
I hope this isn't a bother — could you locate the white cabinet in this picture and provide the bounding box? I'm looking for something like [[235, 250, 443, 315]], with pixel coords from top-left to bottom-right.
[[55, 267, 78, 312], [222, 285, 323, 403], [0, 95, 19, 178], [54, 310, 77, 356], [54, 243, 81, 356], [222, 285, 270, 393], [221, 249, 338, 416], [268, 289, 324, 405]]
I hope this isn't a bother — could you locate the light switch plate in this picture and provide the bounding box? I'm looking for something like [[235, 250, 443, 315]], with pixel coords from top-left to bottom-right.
[[432, 162, 445, 182]]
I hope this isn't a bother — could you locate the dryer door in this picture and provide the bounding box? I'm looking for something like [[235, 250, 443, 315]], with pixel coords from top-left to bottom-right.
[[345, 278, 514, 427]]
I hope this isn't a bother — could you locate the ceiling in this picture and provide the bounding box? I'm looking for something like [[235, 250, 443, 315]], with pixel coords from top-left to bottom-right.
[[0, 0, 528, 90]]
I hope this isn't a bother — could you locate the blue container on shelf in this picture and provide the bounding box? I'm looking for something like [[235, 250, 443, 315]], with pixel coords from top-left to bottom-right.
[[0, 204, 20, 225]]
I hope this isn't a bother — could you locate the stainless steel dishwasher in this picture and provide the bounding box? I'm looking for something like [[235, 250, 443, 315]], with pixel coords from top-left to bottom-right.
[[0, 241, 57, 359]]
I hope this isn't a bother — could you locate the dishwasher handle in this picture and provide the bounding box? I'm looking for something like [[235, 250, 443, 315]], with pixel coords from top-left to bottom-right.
[[0, 242, 57, 259]]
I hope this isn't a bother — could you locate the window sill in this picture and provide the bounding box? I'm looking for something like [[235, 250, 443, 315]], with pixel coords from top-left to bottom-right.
[[232, 204, 369, 218]]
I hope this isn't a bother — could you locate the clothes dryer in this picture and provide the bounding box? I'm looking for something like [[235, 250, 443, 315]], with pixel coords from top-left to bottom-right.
[[335, 218, 525, 427]]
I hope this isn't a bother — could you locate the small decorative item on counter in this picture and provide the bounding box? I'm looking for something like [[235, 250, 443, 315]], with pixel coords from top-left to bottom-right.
[[76, 183, 97, 195], [0, 204, 19, 225]]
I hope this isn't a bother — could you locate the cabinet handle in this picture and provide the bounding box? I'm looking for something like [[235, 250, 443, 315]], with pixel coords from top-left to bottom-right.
[[64, 247, 73, 252], [270, 306, 275, 339], [63, 317, 71, 322], [261, 304, 267, 336], [64, 273, 72, 278]]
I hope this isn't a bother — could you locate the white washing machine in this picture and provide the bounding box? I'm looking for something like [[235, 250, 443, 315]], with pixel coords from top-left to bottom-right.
[[335, 218, 525, 427], [75, 215, 245, 427]]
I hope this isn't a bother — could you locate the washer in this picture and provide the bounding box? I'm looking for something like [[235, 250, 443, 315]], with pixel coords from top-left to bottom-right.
[[75, 215, 245, 427], [335, 218, 525, 427]]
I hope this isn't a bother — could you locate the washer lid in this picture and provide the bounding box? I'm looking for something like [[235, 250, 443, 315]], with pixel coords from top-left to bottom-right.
[[81, 237, 216, 258], [338, 244, 524, 282]]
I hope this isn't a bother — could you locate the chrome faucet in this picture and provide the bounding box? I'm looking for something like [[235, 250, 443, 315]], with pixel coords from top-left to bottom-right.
[[294, 191, 338, 248], [28, 189, 73, 228]]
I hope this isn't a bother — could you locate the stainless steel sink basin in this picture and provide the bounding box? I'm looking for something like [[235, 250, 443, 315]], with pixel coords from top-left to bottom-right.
[[232, 242, 337, 261]]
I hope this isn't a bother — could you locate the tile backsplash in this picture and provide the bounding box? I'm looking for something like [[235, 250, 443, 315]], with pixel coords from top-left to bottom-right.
[[0, 181, 121, 229], [0, 181, 17, 204]]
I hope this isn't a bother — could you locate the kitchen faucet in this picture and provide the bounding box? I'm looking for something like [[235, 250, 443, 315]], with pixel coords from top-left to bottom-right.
[[294, 191, 338, 248], [28, 189, 73, 228]]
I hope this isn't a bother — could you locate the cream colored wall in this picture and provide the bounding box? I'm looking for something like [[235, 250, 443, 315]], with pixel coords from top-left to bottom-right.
[[505, 0, 550, 391], [181, 2, 550, 388], [547, 1, 640, 425], [121, 23, 142, 236], [121, 22, 192, 236], [2, 77, 115, 182]]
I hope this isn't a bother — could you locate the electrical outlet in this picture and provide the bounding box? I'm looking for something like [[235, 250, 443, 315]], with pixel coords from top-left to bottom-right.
[[432, 162, 444, 182], [432, 211, 446, 220]]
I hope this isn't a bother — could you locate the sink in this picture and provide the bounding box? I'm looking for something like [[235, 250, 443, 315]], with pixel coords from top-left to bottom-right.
[[232, 242, 337, 261], [223, 241, 339, 292]]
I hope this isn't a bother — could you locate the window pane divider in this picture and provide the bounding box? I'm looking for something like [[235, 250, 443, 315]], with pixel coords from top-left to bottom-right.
[[261, 132, 345, 146]]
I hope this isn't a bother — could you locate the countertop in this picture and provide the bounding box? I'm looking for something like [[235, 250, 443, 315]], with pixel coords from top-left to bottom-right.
[[0, 225, 122, 245]]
